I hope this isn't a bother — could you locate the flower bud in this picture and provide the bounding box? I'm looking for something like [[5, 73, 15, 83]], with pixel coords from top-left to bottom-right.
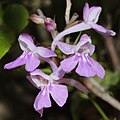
[[44, 18, 56, 31]]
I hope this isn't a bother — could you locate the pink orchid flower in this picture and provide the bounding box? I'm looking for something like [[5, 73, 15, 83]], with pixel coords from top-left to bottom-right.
[[51, 2, 116, 50], [58, 34, 105, 79], [29, 67, 68, 117], [4, 33, 56, 72]]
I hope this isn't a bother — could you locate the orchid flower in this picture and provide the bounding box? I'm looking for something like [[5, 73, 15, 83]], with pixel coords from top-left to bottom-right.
[[58, 34, 105, 79], [51, 2, 116, 50], [4, 33, 56, 72], [29, 67, 68, 116]]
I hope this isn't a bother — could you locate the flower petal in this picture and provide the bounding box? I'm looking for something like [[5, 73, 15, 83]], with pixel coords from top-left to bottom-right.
[[44, 18, 56, 31], [49, 84, 68, 107], [38, 109, 44, 117], [57, 41, 75, 55], [75, 34, 91, 52], [60, 55, 79, 72], [30, 69, 52, 81], [88, 6, 102, 23], [18, 33, 36, 51], [76, 55, 96, 77], [28, 75, 42, 88], [36, 47, 57, 58], [25, 54, 40, 72], [92, 23, 116, 36], [87, 43, 95, 56], [4, 53, 26, 69], [87, 56, 105, 79], [50, 66, 65, 80], [51, 22, 91, 51], [34, 88, 51, 115], [29, 73, 49, 88], [83, 2, 90, 22]]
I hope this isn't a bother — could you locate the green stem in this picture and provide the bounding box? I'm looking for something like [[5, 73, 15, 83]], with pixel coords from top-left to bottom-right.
[[114, 117, 117, 120], [89, 96, 110, 120], [73, 32, 81, 45]]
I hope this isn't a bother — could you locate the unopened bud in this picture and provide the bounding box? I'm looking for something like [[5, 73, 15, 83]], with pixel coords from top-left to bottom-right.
[[44, 18, 56, 31]]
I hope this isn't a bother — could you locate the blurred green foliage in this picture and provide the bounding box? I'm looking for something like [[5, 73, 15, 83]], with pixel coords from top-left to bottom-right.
[[0, 5, 3, 25], [3, 4, 29, 32], [96, 70, 120, 90], [0, 3, 29, 60]]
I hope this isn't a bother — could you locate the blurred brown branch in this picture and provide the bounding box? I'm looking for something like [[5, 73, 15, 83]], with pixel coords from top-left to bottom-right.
[[103, 14, 120, 71], [58, 77, 120, 111], [104, 36, 120, 71], [83, 78, 120, 111]]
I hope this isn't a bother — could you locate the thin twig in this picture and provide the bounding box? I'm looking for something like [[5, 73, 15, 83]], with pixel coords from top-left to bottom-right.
[[104, 36, 120, 71], [103, 14, 120, 71], [83, 78, 120, 111], [58, 77, 120, 111], [50, 31, 56, 39], [65, 0, 72, 25]]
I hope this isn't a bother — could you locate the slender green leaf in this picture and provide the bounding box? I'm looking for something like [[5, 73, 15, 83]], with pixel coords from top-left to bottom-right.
[[0, 30, 15, 59], [90, 96, 110, 120]]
